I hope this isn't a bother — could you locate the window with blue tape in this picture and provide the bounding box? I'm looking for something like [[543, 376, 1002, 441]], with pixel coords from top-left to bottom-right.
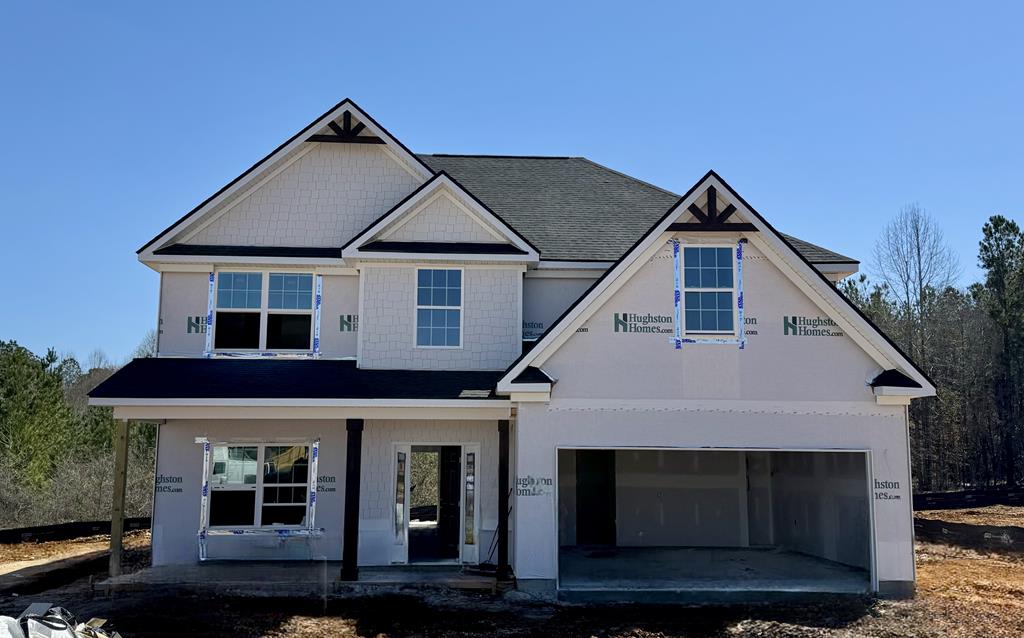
[[416, 269, 462, 347], [682, 246, 736, 333]]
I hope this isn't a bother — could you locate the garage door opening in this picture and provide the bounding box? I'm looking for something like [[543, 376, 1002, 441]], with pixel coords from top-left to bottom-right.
[[558, 449, 872, 597]]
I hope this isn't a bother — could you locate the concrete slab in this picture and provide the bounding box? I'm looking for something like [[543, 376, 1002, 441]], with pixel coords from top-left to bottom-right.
[[96, 561, 497, 596], [558, 546, 870, 601]]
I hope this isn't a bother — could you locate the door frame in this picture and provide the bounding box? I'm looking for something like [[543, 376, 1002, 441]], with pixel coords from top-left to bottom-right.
[[390, 441, 481, 565]]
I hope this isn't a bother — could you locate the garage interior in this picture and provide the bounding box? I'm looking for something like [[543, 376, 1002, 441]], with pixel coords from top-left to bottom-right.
[[558, 449, 872, 596]]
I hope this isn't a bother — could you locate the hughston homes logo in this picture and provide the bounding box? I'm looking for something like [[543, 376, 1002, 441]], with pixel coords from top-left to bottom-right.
[[340, 314, 359, 332], [187, 316, 207, 334], [613, 312, 674, 334], [783, 315, 844, 337]]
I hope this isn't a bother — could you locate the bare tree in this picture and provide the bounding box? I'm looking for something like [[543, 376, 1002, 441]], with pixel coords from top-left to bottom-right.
[[87, 348, 112, 371], [130, 329, 159, 360], [871, 204, 961, 491], [872, 204, 961, 355]]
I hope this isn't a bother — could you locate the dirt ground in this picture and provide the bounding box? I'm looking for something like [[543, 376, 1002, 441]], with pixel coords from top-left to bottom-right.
[[0, 511, 1021, 637], [915, 503, 1024, 527], [0, 531, 150, 567]]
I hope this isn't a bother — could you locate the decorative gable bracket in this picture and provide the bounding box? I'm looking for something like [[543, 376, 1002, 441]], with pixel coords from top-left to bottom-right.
[[668, 185, 757, 232], [307, 111, 385, 145]]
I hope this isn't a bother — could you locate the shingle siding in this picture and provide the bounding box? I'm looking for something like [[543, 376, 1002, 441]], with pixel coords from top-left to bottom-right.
[[359, 266, 521, 370], [383, 193, 500, 244], [185, 145, 422, 247]]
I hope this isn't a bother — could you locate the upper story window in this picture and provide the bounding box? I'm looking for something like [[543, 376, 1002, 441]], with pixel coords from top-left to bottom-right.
[[416, 268, 462, 348], [214, 271, 313, 351], [683, 246, 735, 334]]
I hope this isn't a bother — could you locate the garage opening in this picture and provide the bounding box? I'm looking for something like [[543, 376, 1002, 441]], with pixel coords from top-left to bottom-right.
[[558, 449, 872, 596]]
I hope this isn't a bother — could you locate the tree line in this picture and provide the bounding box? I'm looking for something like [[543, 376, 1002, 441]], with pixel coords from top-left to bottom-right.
[[0, 333, 157, 528], [842, 208, 1023, 492]]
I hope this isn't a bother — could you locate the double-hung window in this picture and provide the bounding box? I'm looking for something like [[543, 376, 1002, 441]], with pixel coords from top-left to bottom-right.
[[208, 443, 310, 528], [683, 246, 736, 334], [214, 273, 263, 349], [214, 271, 314, 351], [266, 273, 314, 350], [415, 268, 462, 347]]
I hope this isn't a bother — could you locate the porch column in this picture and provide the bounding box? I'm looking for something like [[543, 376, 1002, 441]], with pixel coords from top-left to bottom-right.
[[340, 418, 364, 581], [109, 418, 130, 577], [497, 419, 511, 580]]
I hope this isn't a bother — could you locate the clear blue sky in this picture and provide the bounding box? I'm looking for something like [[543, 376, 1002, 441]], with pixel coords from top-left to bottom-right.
[[1, 2, 1020, 363]]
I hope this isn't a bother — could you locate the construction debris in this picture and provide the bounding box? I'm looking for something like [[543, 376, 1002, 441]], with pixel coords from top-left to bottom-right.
[[0, 603, 120, 638]]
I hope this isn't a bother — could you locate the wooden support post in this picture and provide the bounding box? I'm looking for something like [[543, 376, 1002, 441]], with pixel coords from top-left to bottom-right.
[[340, 418, 364, 581], [109, 418, 130, 577], [497, 419, 511, 580]]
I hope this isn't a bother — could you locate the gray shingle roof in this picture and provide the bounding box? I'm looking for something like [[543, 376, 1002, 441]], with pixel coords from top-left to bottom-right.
[[418, 154, 857, 264], [779, 234, 858, 264]]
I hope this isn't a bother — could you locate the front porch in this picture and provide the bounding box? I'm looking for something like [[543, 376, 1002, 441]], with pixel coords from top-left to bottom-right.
[[88, 358, 517, 586]]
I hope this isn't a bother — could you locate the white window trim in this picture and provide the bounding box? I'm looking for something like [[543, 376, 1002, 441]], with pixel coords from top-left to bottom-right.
[[681, 244, 739, 337], [213, 268, 315, 353], [413, 266, 465, 350], [207, 442, 312, 531]]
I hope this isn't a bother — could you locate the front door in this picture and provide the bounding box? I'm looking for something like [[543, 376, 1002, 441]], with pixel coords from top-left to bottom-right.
[[436, 446, 462, 559], [391, 442, 480, 564]]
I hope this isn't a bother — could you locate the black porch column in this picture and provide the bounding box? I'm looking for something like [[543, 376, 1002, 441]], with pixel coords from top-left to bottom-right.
[[497, 419, 511, 580], [340, 418, 364, 581]]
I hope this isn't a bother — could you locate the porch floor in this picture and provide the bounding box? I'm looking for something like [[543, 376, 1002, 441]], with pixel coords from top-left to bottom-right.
[[559, 546, 870, 599], [97, 561, 497, 596]]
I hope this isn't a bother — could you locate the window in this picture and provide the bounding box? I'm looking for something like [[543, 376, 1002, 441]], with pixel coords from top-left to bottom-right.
[[266, 273, 313, 350], [215, 273, 262, 349], [208, 444, 310, 528], [415, 269, 462, 347], [683, 246, 735, 333], [209, 445, 258, 527], [214, 271, 314, 351]]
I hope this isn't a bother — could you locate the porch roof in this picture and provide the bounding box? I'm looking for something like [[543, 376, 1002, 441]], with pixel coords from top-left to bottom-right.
[[88, 358, 504, 401]]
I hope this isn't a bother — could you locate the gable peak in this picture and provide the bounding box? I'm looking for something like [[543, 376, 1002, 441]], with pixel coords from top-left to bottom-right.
[[309, 108, 385, 145]]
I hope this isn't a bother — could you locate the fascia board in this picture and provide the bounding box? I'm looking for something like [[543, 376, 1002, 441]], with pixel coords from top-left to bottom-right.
[[142, 254, 345, 268], [342, 251, 536, 264], [872, 386, 932, 397], [496, 381, 552, 394], [90, 397, 509, 408]]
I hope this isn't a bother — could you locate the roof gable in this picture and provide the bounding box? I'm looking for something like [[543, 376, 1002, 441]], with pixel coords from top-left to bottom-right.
[[138, 99, 434, 259], [342, 172, 540, 262], [497, 171, 935, 397]]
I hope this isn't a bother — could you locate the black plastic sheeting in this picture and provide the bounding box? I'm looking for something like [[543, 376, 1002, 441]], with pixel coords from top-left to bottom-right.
[[0, 517, 150, 545]]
